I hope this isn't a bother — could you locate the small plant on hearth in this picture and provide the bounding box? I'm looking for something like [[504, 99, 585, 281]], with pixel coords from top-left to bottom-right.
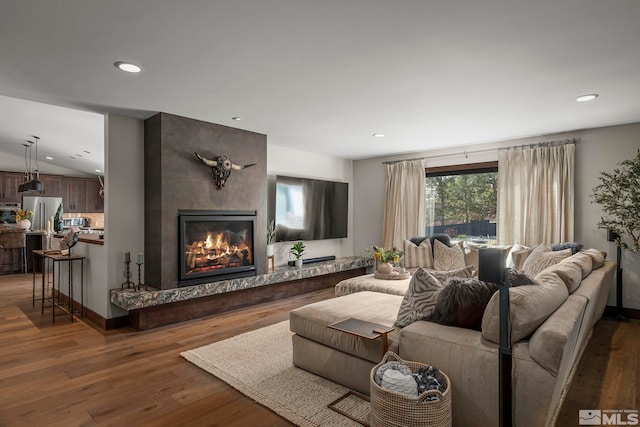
[[267, 220, 276, 245], [289, 241, 305, 260]]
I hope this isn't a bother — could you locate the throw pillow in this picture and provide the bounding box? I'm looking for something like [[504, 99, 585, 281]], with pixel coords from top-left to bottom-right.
[[507, 270, 537, 287], [522, 245, 571, 277], [506, 243, 530, 270], [433, 239, 466, 271], [429, 278, 500, 330], [431, 265, 476, 281], [403, 238, 433, 269], [395, 269, 443, 328], [551, 242, 584, 255], [462, 241, 487, 270]]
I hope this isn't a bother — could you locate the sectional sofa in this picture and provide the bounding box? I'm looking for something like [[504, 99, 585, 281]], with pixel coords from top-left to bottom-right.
[[289, 243, 615, 426]]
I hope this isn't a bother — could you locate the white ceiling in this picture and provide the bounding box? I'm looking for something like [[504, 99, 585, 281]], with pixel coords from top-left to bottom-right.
[[1, 0, 639, 174]]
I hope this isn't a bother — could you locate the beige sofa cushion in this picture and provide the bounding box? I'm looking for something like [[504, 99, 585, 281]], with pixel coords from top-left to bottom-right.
[[403, 238, 433, 269], [481, 271, 568, 343], [522, 245, 571, 277], [565, 252, 593, 279], [581, 248, 607, 269], [543, 260, 584, 293], [529, 295, 587, 376], [434, 239, 466, 270]]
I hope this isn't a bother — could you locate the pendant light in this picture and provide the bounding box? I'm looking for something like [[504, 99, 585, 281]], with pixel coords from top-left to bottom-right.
[[28, 136, 43, 191], [18, 136, 44, 193]]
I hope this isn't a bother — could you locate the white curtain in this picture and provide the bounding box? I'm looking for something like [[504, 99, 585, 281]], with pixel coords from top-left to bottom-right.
[[382, 160, 426, 249], [497, 143, 575, 246]]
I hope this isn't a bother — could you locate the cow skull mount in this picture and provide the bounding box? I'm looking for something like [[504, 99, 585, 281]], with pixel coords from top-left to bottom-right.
[[195, 152, 256, 189]]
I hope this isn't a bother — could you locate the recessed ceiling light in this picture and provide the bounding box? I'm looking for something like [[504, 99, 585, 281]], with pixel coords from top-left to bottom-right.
[[232, 117, 243, 121], [76, 154, 83, 157], [576, 94, 599, 102], [373, 133, 386, 138], [69, 156, 76, 159], [45, 156, 53, 160], [115, 61, 142, 73], [95, 169, 102, 173], [84, 150, 91, 154]]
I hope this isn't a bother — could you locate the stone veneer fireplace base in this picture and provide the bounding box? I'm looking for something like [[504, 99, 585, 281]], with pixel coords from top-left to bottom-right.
[[111, 257, 372, 330]]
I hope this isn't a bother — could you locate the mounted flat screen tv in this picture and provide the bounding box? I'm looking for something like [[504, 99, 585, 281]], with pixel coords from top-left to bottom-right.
[[275, 175, 348, 241]]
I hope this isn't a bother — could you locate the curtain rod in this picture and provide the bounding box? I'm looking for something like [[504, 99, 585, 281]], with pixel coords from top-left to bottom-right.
[[381, 138, 578, 165]]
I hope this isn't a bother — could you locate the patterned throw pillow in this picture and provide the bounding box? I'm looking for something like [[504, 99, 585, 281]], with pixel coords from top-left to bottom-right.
[[433, 239, 466, 271], [395, 269, 443, 327], [431, 265, 476, 282], [522, 245, 572, 277], [403, 238, 433, 269]]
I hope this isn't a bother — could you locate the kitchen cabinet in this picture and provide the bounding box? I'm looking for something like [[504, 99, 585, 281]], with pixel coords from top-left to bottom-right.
[[63, 178, 85, 212], [0, 172, 23, 203], [84, 178, 104, 213], [38, 175, 63, 197]]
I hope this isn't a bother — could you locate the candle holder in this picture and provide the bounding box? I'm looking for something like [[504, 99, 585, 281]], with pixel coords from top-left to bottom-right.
[[120, 261, 135, 290], [136, 262, 144, 291], [45, 231, 53, 250]]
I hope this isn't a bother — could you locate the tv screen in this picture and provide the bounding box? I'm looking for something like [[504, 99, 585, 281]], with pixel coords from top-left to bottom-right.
[[275, 175, 348, 241]]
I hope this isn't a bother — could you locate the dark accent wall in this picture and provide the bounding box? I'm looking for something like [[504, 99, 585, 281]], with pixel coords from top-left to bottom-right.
[[144, 113, 267, 290]]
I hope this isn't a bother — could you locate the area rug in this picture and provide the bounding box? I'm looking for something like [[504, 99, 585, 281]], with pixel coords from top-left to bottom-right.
[[181, 321, 370, 427]]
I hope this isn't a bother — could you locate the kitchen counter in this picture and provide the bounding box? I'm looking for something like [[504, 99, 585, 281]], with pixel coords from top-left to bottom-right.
[[52, 232, 105, 246]]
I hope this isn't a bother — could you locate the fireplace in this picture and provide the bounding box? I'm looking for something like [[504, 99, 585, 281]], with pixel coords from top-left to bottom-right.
[[178, 210, 257, 286]]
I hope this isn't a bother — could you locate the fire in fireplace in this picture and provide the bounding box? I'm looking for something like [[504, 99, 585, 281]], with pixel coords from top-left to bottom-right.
[[178, 210, 257, 286]]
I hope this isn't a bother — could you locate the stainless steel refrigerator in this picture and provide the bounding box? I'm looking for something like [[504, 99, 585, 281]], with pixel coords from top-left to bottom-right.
[[22, 196, 63, 231]]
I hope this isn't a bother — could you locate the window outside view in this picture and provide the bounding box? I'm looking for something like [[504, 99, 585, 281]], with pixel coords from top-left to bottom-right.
[[425, 170, 498, 243]]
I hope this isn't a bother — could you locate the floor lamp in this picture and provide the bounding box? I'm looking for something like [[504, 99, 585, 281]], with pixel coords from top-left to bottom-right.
[[479, 248, 512, 427], [607, 229, 628, 321]]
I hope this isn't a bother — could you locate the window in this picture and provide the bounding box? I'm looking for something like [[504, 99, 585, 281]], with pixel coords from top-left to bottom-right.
[[425, 162, 498, 243]]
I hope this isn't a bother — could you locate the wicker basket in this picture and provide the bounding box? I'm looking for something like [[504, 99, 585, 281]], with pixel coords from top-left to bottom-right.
[[370, 352, 452, 427]]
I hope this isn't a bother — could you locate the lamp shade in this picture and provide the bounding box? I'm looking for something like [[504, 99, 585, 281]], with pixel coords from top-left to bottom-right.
[[27, 179, 43, 192]]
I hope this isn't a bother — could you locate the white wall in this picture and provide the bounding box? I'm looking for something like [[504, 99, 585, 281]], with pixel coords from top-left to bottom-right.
[[104, 114, 144, 318], [267, 144, 353, 266], [353, 122, 640, 309]]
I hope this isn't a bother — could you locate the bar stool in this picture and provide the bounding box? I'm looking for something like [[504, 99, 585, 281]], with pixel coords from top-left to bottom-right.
[[0, 230, 27, 275]]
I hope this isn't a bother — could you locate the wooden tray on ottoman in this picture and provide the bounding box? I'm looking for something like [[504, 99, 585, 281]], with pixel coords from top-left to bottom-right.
[[374, 271, 410, 280]]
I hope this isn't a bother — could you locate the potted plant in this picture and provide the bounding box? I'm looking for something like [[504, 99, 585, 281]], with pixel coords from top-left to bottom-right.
[[372, 245, 403, 274], [15, 208, 34, 230], [290, 241, 305, 267], [591, 148, 640, 252], [267, 220, 276, 257]]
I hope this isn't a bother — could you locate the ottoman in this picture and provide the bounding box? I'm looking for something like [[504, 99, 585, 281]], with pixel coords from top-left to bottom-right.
[[290, 291, 404, 394]]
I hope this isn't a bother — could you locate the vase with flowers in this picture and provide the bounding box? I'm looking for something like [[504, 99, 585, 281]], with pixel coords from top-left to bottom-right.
[[15, 209, 34, 230], [372, 245, 403, 274]]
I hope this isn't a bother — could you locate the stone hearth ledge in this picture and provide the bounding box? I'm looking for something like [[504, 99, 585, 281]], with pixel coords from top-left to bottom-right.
[[110, 256, 373, 311]]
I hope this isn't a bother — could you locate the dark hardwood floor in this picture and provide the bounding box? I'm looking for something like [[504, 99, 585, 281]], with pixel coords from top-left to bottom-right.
[[0, 273, 637, 426]]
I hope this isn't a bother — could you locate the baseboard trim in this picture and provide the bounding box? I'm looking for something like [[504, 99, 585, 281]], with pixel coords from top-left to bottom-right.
[[83, 306, 130, 330], [52, 289, 130, 330], [604, 305, 640, 320]]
